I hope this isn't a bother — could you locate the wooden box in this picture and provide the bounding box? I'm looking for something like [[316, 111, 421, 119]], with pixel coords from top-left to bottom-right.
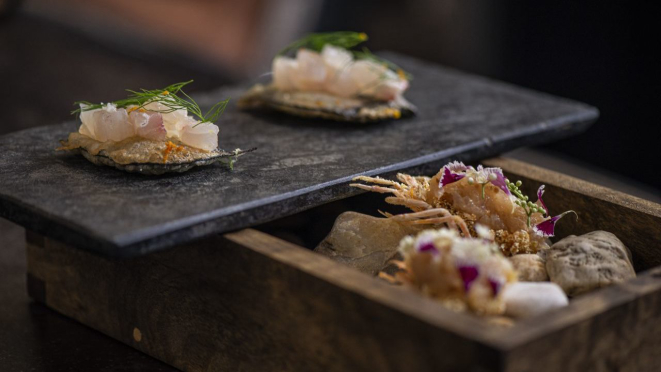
[[26, 158, 661, 371]]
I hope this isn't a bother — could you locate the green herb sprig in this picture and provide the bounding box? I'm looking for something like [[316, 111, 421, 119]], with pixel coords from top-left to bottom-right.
[[71, 80, 229, 126], [277, 31, 412, 80], [278, 31, 369, 56], [506, 179, 547, 227]]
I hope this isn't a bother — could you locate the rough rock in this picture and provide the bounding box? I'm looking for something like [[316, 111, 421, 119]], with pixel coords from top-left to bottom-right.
[[503, 282, 568, 318], [545, 231, 635, 296], [509, 254, 549, 282], [315, 212, 419, 275]]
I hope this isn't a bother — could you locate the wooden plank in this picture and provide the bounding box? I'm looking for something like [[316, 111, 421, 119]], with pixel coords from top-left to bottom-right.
[[500, 267, 661, 372], [484, 157, 661, 371], [27, 229, 508, 372]]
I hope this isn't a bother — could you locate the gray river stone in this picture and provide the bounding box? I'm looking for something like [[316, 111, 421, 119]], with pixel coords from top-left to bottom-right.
[[546, 231, 635, 296]]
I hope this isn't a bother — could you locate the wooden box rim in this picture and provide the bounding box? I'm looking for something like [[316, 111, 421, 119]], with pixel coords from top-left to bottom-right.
[[224, 157, 661, 351]]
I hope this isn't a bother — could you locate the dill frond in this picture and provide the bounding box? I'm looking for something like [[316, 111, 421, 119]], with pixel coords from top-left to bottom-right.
[[71, 80, 230, 125]]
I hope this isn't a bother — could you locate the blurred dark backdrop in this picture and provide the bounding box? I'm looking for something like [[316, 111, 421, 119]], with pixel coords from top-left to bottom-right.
[[316, 1, 660, 189], [1, 0, 659, 190]]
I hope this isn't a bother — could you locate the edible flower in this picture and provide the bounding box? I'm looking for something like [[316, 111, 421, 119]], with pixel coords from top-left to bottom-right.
[[458, 265, 479, 292], [536, 185, 549, 214], [438, 161, 510, 198], [533, 210, 578, 237], [437, 161, 577, 234]]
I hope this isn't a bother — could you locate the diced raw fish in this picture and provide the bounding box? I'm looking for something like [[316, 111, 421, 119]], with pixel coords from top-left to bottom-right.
[[180, 122, 219, 151], [321, 45, 353, 77], [326, 67, 360, 98], [131, 111, 166, 141], [347, 60, 390, 95], [91, 108, 133, 142], [272, 56, 299, 91], [293, 49, 327, 92], [129, 110, 150, 128], [143, 101, 189, 135], [371, 78, 409, 101], [78, 104, 97, 138]]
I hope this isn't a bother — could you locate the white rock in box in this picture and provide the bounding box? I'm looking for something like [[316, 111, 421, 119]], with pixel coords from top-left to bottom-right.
[[545, 231, 635, 296], [503, 282, 568, 318], [509, 254, 549, 282]]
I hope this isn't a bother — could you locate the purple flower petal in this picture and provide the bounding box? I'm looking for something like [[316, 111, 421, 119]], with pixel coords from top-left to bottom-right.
[[458, 265, 479, 292], [483, 167, 511, 196], [446, 161, 469, 173], [488, 278, 502, 296], [533, 210, 578, 237], [440, 166, 465, 188], [417, 241, 438, 255], [536, 185, 548, 214]]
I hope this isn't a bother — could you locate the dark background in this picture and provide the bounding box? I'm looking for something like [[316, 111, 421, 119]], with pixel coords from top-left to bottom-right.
[[0, 1, 659, 370], [316, 1, 660, 189]]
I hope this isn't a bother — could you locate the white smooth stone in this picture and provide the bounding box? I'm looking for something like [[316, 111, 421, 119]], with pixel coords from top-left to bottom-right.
[[503, 282, 568, 318]]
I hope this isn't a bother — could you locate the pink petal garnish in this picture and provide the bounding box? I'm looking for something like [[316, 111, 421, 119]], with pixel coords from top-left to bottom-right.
[[488, 278, 502, 296], [440, 166, 466, 187], [533, 210, 577, 237], [458, 265, 479, 292], [536, 185, 548, 214], [416, 241, 438, 255], [482, 167, 511, 196], [446, 161, 469, 173]]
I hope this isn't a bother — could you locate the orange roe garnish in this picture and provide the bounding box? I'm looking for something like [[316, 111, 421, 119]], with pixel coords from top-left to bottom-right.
[[397, 69, 406, 80], [162, 91, 169, 95], [127, 107, 147, 114], [162, 141, 177, 163]]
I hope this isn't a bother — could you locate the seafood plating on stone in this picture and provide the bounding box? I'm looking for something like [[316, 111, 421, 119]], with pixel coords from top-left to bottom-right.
[[59, 81, 251, 175], [239, 32, 416, 122]]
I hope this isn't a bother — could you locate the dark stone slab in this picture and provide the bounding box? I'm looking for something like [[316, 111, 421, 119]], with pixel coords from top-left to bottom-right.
[[0, 53, 598, 258]]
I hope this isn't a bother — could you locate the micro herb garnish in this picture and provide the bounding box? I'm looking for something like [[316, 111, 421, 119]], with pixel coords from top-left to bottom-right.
[[278, 31, 368, 56], [71, 80, 230, 127], [277, 31, 412, 80], [506, 178, 547, 227]]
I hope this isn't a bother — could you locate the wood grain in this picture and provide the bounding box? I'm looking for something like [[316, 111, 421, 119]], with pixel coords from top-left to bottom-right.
[[27, 229, 508, 372], [500, 267, 661, 372]]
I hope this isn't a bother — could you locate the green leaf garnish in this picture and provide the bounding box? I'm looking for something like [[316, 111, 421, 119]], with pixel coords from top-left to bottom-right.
[[278, 31, 369, 56], [71, 80, 229, 126], [277, 31, 412, 80]]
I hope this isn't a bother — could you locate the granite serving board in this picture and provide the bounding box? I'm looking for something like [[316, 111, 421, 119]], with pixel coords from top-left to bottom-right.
[[0, 53, 598, 258]]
